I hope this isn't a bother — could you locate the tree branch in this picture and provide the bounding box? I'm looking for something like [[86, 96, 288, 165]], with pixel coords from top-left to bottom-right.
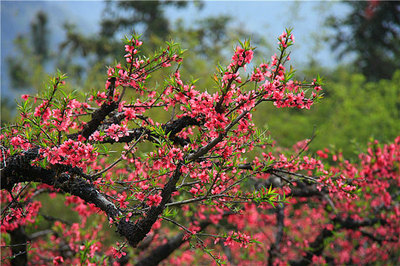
[[99, 115, 201, 146], [9, 226, 28, 266], [124, 163, 183, 247], [135, 219, 215, 266], [268, 204, 285, 266], [68, 77, 118, 140], [290, 217, 384, 265], [0, 148, 133, 243]]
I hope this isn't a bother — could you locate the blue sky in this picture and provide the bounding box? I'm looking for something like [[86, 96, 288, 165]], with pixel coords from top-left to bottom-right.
[[1, 1, 351, 100]]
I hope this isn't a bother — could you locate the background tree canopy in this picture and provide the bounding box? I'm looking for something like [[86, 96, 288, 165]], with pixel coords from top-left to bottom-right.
[[326, 1, 400, 81]]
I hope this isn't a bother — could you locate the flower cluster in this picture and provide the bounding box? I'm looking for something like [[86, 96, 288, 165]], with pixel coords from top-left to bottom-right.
[[105, 124, 129, 142], [147, 193, 162, 207], [43, 139, 97, 169]]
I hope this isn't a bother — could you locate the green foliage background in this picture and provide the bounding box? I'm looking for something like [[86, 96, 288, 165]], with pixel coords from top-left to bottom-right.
[[257, 68, 400, 158]]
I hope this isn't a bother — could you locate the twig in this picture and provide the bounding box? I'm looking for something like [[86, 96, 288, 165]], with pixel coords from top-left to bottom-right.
[[289, 126, 316, 164], [89, 132, 145, 179], [1, 182, 31, 218]]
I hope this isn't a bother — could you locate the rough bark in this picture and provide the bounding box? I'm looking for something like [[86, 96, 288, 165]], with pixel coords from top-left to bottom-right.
[[9, 226, 28, 266]]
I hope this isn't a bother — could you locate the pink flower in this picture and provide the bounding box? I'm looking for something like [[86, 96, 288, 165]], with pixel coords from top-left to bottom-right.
[[111, 247, 126, 259], [224, 236, 234, 247], [117, 194, 129, 208], [147, 194, 162, 207], [106, 124, 129, 141], [53, 256, 64, 265], [189, 187, 199, 194], [124, 108, 136, 120], [21, 94, 29, 101], [245, 50, 254, 64], [89, 131, 104, 141]]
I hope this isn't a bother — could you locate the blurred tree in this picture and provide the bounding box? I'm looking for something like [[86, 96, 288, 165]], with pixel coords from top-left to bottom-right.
[[173, 16, 233, 61], [31, 11, 49, 64], [58, 0, 197, 62], [7, 1, 270, 96], [173, 15, 271, 63], [326, 1, 400, 81], [4, 11, 51, 123], [100, 1, 196, 39], [57, 1, 201, 87], [1, 99, 14, 126], [57, 0, 270, 95], [7, 11, 49, 89]]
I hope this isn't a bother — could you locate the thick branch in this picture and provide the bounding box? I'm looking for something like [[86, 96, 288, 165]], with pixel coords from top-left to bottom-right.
[[68, 77, 118, 140], [288, 184, 324, 198], [1, 116, 201, 249], [121, 163, 183, 247], [100, 115, 201, 146], [1, 148, 171, 247], [136, 232, 185, 266], [290, 228, 333, 266], [268, 204, 285, 266], [9, 226, 28, 266], [333, 216, 383, 229], [2, 158, 121, 220], [135, 219, 213, 266], [1, 149, 128, 237]]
